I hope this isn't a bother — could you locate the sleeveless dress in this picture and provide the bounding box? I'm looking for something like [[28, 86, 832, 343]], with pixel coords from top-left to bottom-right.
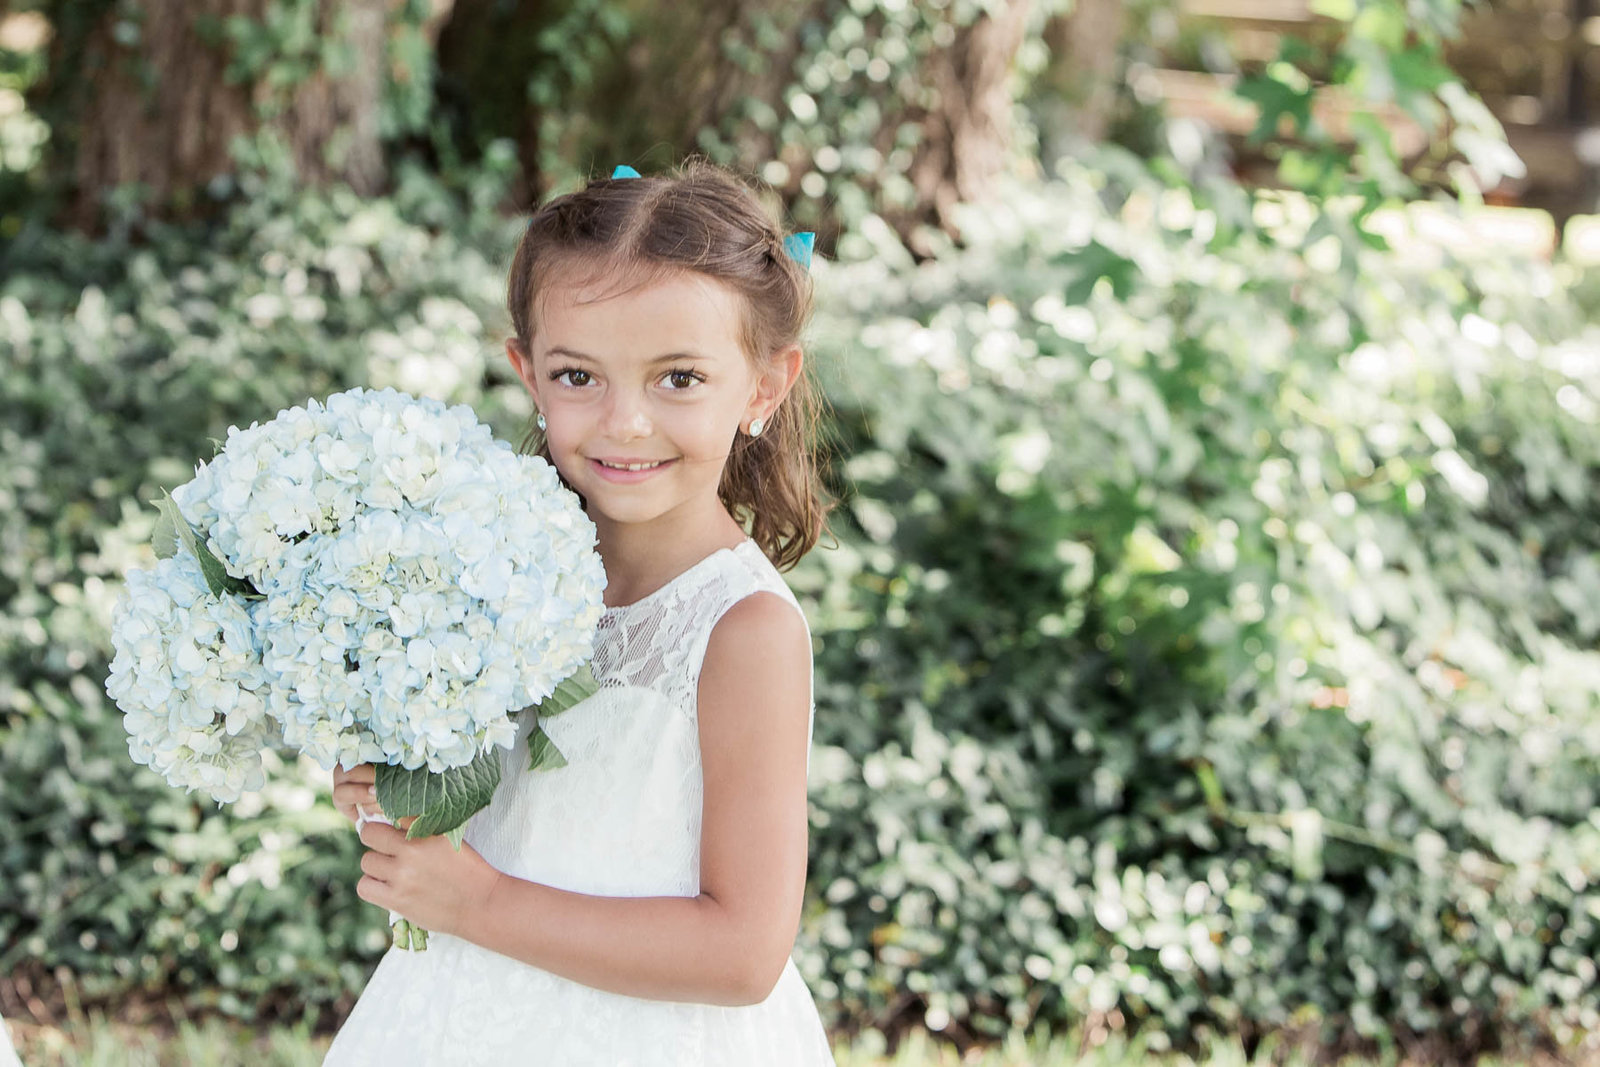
[[322, 539, 836, 1066]]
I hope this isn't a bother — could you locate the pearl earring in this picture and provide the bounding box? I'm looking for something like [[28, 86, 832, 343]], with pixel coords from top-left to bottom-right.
[[747, 416, 764, 437], [536, 412, 546, 431]]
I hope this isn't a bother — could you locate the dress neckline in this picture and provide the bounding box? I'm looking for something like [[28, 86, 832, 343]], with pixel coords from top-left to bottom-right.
[[601, 538, 756, 616]]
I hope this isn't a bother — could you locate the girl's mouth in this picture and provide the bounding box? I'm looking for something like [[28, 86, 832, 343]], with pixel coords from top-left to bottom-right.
[[589, 457, 677, 482]]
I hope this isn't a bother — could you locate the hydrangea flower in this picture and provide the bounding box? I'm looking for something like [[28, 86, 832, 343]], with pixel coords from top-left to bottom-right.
[[108, 386, 607, 791], [105, 552, 274, 803]]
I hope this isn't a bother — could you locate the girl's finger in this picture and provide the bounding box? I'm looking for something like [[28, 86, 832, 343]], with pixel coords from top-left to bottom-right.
[[356, 876, 387, 907], [360, 850, 393, 879], [357, 819, 400, 853], [333, 763, 376, 784], [335, 782, 379, 804]]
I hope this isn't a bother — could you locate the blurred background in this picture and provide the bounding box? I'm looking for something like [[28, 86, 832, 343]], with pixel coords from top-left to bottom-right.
[[2, 1, 1599, 1064]]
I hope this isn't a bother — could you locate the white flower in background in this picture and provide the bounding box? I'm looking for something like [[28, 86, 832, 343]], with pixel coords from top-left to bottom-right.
[[105, 553, 274, 803]]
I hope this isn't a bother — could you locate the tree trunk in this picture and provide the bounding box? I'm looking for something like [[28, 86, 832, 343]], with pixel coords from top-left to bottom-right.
[[1043, 0, 1128, 144], [433, 0, 761, 205], [49, 0, 451, 228], [898, 0, 1035, 246], [433, 0, 1035, 244]]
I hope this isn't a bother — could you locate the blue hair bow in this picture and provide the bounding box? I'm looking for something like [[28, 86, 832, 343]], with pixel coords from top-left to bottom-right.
[[611, 164, 642, 179], [782, 231, 815, 270]]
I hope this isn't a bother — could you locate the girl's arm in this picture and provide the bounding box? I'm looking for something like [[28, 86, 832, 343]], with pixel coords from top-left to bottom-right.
[[452, 591, 813, 1006]]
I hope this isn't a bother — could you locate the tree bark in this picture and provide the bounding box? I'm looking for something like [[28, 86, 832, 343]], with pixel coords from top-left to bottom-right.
[[438, 0, 1037, 243], [433, 0, 555, 205], [898, 0, 1035, 246], [50, 0, 448, 228], [1043, 0, 1128, 143]]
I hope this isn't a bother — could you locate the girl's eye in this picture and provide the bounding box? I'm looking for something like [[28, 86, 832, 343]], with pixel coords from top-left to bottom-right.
[[663, 369, 703, 390], [552, 368, 592, 387]]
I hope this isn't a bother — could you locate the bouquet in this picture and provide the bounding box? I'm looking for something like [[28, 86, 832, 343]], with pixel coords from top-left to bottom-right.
[[105, 387, 607, 949]]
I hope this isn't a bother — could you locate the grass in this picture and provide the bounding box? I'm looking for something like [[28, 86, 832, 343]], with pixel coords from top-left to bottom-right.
[[9, 1013, 1575, 1067], [8, 1014, 326, 1067]]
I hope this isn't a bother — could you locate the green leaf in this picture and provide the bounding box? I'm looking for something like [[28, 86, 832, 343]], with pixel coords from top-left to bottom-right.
[[521, 665, 593, 771], [150, 496, 180, 560], [1195, 761, 1225, 815], [1388, 45, 1453, 97], [534, 665, 598, 718], [1234, 72, 1314, 146], [153, 490, 256, 599], [374, 747, 503, 847], [527, 725, 568, 772], [1061, 242, 1138, 304], [1350, 3, 1406, 49]]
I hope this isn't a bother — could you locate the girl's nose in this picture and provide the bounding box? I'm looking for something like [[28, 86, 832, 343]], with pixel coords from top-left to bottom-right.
[[601, 392, 652, 440]]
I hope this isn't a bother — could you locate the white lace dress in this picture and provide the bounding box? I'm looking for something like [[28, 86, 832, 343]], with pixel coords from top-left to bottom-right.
[[322, 539, 836, 1066]]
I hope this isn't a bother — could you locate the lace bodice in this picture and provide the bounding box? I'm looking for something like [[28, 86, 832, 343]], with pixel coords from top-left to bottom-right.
[[465, 538, 813, 897], [322, 539, 834, 1066], [592, 539, 815, 738]]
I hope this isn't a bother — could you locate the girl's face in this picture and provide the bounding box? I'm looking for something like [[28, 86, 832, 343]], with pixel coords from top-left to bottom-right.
[[507, 271, 795, 539]]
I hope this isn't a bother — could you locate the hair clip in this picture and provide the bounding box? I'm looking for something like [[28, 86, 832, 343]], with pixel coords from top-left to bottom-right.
[[782, 231, 815, 270], [611, 165, 641, 179]]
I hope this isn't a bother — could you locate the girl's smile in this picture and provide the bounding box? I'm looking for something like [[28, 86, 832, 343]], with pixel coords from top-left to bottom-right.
[[589, 456, 679, 481]]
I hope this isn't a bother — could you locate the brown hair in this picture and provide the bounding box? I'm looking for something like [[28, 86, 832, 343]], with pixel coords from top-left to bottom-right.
[[507, 158, 829, 571]]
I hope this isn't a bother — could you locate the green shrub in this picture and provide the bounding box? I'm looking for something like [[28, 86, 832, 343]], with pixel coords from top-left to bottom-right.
[[0, 158, 528, 1022], [791, 151, 1600, 1049], [2, 149, 1597, 1056]]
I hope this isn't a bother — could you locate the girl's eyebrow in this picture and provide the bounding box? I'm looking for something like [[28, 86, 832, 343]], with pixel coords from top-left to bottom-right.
[[546, 345, 705, 364]]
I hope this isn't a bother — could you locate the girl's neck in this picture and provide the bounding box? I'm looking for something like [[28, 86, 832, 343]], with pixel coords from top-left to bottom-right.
[[592, 502, 749, 609]]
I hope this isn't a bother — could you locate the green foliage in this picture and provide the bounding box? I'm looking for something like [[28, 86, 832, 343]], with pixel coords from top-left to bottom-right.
[[374, 753, 500, 848], [0, 161, 525, 1020], [11, 0, 444, 215], [525, 665, 600, 771], [789, 151, 1600, 1044], [692, 0, 1067, 234], [152, 490, 255, 599], [4, 147, 1598, 1053], [1228, 0, 1524, 211], [0, 11, 52, 227], [423, 0, 633, 196], [214, 0, 441, 140], [439, 0, 1068, 229], [24, 1010, 1509, 1066]]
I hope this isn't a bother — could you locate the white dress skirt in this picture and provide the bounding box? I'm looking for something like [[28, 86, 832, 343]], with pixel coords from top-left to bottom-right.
[[323, 540, 836, 1066]]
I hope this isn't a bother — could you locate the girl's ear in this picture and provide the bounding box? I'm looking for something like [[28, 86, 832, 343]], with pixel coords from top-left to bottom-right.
[[506, 338, 541, 406], [748, 344, 804, 424]]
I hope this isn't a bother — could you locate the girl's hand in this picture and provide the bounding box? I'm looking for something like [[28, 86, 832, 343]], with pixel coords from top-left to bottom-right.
[[356, 818, 503, 941], [332, 761, 378, 825]]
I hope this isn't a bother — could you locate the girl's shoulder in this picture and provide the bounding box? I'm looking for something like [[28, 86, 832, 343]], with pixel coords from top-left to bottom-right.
[[595, 538, 810, 701], [718, 539, 805, 617], [701, 539, 813, 685], [684, 537, 812, 655], [695, 540, 817, 769]]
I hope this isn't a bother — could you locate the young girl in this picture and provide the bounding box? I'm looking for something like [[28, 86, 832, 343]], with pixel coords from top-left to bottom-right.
[[321, 160, 837, 1065]]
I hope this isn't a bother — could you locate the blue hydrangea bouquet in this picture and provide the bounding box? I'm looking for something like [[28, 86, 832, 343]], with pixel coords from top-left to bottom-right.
[[105, 387, 607, 949]]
